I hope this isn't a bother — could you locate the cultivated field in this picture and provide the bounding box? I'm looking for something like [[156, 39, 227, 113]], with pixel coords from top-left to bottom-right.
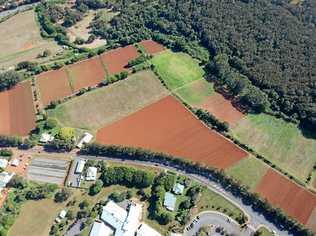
[[36, 68, 73, 106], [0, 81, 36, 136], [174, 79, 214, 106], [199, 93, 245, 127], [151, 51, 204, 90], [255, 169, 316, 228], [0, 10, 60, 69], [100, 45, 139, 75], [232, 114, 316, 181], [140, 40, 165, 55], [49, 70, 169, 130], [226, 157, 269, 190], [97, 95, 248, 169], [67, 56, 106, 92]]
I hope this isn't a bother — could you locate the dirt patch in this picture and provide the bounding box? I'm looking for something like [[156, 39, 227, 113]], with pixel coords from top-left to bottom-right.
[[255, 168, 316, 225], [100, 45, 139, 75], [140, 40, 165, 55], [200, 93, 245, 127], [0, 81, 36, 136], [306, 207, 316, 232], [36, 68, 73, 106], [97, 96, 247, 169], [67, 56, 106, 92]]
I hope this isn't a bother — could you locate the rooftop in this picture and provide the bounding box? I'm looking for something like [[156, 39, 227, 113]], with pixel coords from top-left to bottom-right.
[[90, 221, 113, 236], [164, 192, 177, 212], [173, 183, 184, 195], [86, 166, 97, 181], [136, 223, 161, 236]]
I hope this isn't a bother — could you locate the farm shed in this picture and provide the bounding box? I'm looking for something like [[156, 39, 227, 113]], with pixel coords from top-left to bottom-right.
[[164, 192, 177, 211], [86, 167, 97, 181], [77, 132, 93, 149], [173, 183, 184, 195]]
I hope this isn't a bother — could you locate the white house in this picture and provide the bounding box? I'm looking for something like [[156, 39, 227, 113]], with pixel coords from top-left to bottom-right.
[[90, 221, 113, 236], [77, 132, 93, 149], [173, 183, 184, 195], [86, 167, 97, 181], [100, 200, 143, 236], [0, 159, 8, 169], [75, 159, 86, 174], [40, 133, 54, 143], [136, 223, 161, 236]]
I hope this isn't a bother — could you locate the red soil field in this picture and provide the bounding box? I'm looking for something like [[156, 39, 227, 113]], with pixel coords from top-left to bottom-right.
[[97, 96, 247, 169], [200, 93, 245, 127], [100, 45, 139, 75], [67, 57, 106, 92], [255, 168, 316, 226], [36, 68, 73, 106], [140, 40, 165, 55], [0, 82, 36, 136]]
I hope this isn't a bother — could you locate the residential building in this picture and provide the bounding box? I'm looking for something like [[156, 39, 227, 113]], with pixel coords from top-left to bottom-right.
[[164, 192, 177, 211], [173, 183, 184, 195], [136, 223, 161, 236], [75, 159, 86, 174], [86, 167, 97, 181], [77, 132, 93, 149], [40, 133, 54, 143]]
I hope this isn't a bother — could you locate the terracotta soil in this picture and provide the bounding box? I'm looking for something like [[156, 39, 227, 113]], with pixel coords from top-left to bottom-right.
[[36, 68, 73, 106], [255, 168, 316, 225], [0, 82, 36, 136], [100, 45, 139, 75], [67, 56, 106, 92], [97, 96, 247, 169], [200, 93, 245, 127], [140, 40, 165, 55]]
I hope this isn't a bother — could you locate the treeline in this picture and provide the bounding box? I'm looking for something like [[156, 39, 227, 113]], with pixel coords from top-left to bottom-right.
[[0, 70, 22, 92], [81, 143, 314, 236], [96, 0, 316, 131]]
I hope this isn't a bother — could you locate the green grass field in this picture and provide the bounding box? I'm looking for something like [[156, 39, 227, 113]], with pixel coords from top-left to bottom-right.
[[151, 50, 205, 90], [226, 157, 269, 190], [256, 226, 273, 236], [48, 70, 169, 131], [174, 79, 214, 106], [232, 114, 316, 181]]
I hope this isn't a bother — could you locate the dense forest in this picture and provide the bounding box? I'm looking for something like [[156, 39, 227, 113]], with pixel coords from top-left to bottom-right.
[[86, 0, 316, 130]]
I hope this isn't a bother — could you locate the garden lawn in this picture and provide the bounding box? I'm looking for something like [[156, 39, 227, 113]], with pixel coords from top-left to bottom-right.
[[256, 226, 273, 236], [8, 199, 66, 236], [48, 70, 169, 131], [232, 114, 316, 181], [197, 187, 245, 221], [174, 79, 214, 106], [226, 157, 268, 190], [151, 50, 204, 90]]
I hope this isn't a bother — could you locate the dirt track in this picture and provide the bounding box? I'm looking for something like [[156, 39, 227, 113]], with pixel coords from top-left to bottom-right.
[[255, 168, 316, 227], [140, 40, 165, 55], [97, 95, 247, 169]]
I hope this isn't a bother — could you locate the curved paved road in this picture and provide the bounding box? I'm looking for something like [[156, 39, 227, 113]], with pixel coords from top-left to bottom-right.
[[77, 154, 289, 236], [184, 211, 254, 236]]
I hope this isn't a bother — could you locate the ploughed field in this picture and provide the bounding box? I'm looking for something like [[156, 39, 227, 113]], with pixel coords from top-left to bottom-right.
[[140, 40, 166, 55], [0, 81, 36, 136], [96, 95, 248, 169]]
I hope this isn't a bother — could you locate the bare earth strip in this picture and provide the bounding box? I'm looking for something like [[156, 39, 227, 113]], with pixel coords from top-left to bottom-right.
[[49, 70, 170, 131]]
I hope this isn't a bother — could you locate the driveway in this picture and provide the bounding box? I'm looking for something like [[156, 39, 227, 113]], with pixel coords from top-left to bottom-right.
[[184, 211, 255, 236]]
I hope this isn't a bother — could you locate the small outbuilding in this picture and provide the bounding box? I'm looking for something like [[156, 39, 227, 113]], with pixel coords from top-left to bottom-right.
[[164, 192, 177, 212], [77, 132, 93, 149], [40, 133, 54, 143], [173, 183, 184, 195], [0, 159, 8, 169], [11, 159, 20, 167], [86, 167, 97, 181], [59, 209, 67, 219]]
